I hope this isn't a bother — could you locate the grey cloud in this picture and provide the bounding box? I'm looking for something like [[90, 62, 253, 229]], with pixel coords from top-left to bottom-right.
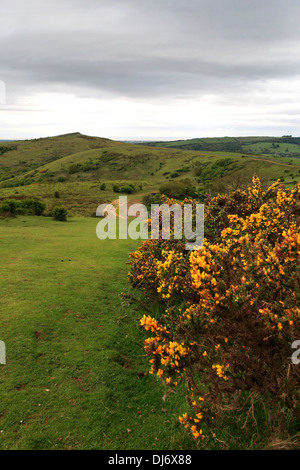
[[1, 0, 300, 101]]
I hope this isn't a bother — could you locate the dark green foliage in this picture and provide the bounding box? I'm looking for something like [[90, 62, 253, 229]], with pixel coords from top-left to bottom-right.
[[159, 178, 197, 199], [119, 184, 135, 194], [171, 167, 190, 178], [57, 176, 67, 182], [159, 181, 186, 198], [1, 199, 18, 215], [2, 177, 34, 188], [68, 163, 81, 174], [100, 183, 106, 190], [18, 199, 46, 215], [0, 198, 46, 216], [0, 145, 17, 155], [142, 193, 163, 211], [52, 206, 68, 221], [196, 158, 238, 183]]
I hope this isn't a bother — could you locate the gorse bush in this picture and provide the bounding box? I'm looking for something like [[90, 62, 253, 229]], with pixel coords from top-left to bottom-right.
[[128, 177, 300, 448]]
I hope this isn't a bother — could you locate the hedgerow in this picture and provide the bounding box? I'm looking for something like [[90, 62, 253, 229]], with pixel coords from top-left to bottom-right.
[[128, 177, 300, 448]]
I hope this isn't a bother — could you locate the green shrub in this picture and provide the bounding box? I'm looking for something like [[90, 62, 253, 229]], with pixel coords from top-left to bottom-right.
[[159, 181, 186, 198], [57, 176, 67, 182], [100, 183, 106, 190], [53, 206, 68, 221], [0, 199, 46, 216], [0, 199, 17, 215], [120, 185, 134, 194], [18, 199, 46, 215], [142, 193, 163, 211], [159, 179, 197, 199], [68, 164, 81, 174]]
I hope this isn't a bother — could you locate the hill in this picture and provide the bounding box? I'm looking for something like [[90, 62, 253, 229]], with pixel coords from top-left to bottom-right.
[[0, 132, 299, 216], [0, 132, 115, 183], [144, 135, 300, 158]]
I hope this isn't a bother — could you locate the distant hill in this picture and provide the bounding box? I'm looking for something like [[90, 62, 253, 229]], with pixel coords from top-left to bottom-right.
[[144, 136, 300, 158]]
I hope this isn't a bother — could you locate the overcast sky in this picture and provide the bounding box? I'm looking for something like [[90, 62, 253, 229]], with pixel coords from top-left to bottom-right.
[[1, 0, 300, 140]]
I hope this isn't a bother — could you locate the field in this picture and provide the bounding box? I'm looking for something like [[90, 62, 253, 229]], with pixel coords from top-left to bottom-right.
[[0, 216, 198, 450], [0, 133, 299, 450], [146, 135, 300, 159]]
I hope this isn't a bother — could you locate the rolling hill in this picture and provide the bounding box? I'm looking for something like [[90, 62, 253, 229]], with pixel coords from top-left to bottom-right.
[[144, 135, 300, 158], [0, 132, 299, 216]]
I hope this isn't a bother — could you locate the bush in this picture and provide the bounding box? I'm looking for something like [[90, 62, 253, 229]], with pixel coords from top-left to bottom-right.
[[0, 199, 17, 215], [128, 177, 300, 448], [142, 193, 163, 211], [159, 181, 186, 198], [52, 206, 67, 221], [17, 199, 46, 215], [120, 185, 134, 194], [68, 164, 81, 174], [0, 199, 46, 216], [100, 183, 106, 190], [57, 176, 66, 182], [54, 191, 60, 198], [159, 179, 197, 199], [113, 184, 120, 193]]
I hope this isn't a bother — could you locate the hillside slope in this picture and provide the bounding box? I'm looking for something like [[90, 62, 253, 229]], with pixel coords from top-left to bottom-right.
[[0, 132, 299, 216], [0, 132, 115, 183]]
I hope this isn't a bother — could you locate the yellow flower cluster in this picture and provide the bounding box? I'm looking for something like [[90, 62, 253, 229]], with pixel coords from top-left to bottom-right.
[[140, 315, 169, 334], [144, 333, 191, 383], [212, 363, 230, 381], [178, 396, 206, 440]]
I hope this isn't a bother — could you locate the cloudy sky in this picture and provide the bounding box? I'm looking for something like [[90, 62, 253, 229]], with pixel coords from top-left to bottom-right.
[[1, 0, 300, 140]]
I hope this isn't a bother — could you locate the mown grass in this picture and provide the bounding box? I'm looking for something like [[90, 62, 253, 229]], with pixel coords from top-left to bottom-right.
[[0, 216, 196, 450]]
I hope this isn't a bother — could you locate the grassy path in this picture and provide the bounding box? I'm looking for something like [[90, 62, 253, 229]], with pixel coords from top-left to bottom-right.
[[0, 216, 194, 450]]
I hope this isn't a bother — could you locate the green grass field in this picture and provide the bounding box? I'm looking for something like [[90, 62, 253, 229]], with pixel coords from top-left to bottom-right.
[[146, 135, 300, 158], [0, 216, 196, 450]]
